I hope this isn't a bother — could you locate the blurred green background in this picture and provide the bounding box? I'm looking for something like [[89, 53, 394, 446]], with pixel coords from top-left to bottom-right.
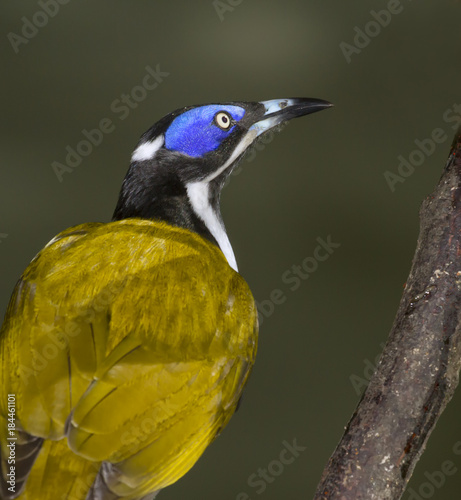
[[1, 0, 461, 498]]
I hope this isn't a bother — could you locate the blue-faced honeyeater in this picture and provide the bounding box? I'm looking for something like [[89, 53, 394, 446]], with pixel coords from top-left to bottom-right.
[[0, 98, 332, 499]]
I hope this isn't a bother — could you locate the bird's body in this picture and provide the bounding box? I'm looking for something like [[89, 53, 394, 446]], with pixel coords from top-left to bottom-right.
[[1, 219, 256, 499], [0, 97, 331, 499]]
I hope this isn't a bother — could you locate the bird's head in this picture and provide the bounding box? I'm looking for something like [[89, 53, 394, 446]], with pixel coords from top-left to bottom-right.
[[113, 98, 332, 271]]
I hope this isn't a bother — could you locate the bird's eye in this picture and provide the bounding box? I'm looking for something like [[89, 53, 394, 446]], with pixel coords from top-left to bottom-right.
[[214, 112, 233, 130]]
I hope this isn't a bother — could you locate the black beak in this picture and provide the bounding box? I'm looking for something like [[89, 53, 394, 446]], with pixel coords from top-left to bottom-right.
[[250, 97, 333, 136]]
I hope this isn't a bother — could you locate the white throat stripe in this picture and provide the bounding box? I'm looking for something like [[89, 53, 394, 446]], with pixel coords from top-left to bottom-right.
[[185, 132, 259, 271], [186, 182, 238, 272]]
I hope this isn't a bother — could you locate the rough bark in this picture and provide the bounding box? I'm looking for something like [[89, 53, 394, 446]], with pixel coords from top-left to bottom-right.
[[313, 129, 461, 500]]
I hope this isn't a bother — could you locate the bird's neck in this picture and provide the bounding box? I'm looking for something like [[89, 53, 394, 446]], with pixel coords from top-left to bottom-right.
[[185, 181, 237, 271], [112, 167, 238, 271]]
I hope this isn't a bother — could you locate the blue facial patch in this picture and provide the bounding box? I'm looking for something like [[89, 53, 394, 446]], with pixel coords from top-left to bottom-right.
[[165, 105, 246, 157]]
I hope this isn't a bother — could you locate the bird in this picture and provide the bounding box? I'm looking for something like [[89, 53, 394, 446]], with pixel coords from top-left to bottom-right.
[[0, 97, 332, 500]]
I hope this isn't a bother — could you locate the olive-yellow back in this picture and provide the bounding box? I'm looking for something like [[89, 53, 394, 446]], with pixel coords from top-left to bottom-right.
[[0, 219, 258, 499]]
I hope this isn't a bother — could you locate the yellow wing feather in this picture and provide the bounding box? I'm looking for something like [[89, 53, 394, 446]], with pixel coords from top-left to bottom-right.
[[0, 219, 258, 499]]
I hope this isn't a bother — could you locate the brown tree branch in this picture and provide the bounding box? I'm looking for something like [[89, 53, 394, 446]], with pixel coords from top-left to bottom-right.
[[313, 129, 461, 500]]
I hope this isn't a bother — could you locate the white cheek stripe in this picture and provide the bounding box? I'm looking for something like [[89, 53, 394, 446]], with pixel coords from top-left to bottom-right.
[[202, 130, 257, 183], [186, 182, 238, 272], [131, 134, 164, 162], [186, 130, 260, 271]]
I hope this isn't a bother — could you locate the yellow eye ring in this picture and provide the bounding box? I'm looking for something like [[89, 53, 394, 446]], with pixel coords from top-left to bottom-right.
[[215, 112, 233, 130]]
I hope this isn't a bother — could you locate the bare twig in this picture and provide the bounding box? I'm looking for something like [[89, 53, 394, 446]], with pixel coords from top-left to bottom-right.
[[313, 129, 461, 500]]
